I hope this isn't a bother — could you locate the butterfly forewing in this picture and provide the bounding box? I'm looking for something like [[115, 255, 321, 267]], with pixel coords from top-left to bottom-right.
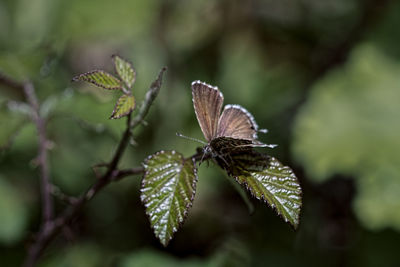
[[192, 81, 224, 142], [217, 105, 258, 140]]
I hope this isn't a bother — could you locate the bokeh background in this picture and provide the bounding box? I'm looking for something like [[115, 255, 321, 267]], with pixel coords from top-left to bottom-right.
[[1, 0, 400, 266]]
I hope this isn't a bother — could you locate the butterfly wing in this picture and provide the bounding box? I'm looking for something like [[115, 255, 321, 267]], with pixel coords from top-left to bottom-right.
[[210, 137, 253, 155], [192, 81, 224, 142], [217, 104, 259, 141], [210, 137, 271, 175]]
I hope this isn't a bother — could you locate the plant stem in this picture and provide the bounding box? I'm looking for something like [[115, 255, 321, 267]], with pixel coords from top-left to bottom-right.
[[17, 67, 167, 267], [23, 82, 54, 223]]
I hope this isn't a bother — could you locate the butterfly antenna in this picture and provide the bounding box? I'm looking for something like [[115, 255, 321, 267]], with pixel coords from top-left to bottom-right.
[[176, 133, 207, 145], [199, 152, 205, 166]]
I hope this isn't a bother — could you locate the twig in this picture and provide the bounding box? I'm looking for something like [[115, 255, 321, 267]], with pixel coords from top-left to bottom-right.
[[23, 82, 54, 223], [0, 72, 56, 266], [0, 72, 24, 91], [130, 67, 167, 129], [112, 166, 145, 181], [0, 74, 54, 224], [21, 67, 167, 267], [49, 185, 78, 205]]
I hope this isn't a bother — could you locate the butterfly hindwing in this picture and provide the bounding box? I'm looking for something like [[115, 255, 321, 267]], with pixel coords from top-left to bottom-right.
[[192, 81, 224, 142], [217, 105, 258, 141], [210, 137, 271, 175]]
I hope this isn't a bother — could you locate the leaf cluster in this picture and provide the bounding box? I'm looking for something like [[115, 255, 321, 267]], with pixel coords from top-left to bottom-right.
[[72, 55, 136, 119]]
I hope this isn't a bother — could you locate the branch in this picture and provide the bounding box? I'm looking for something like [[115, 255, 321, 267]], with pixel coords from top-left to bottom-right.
[[130, 67, 167, 129], [112, 166, 145, 181], [0, 73, 54, 223], [0, 72, 56, 266], [0, 72, 24, 91], [22, 66, 167, 267], [50, 185, 78, 205], [23, 82, 54, 223]]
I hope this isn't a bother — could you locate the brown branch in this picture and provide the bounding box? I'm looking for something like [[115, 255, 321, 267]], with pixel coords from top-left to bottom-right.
[[0, 74, 54, 224], [22, 66, 167, 267], [0, 72, 56, 266], [49, 185, 78, 205], [112, 166, 145, 181], [0, 72, 24, 91], [23, 82, 54, 223]]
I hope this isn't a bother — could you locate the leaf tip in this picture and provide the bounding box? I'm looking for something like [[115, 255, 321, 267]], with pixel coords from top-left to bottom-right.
[[159, 237, 170, 247], [111, 54, 121, 61]]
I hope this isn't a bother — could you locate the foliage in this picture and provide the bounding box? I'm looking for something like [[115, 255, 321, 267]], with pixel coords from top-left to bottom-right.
[[293, 44, 400, 230], [141, 151, 198, 246], [72, 56, 137, 120], [234, 157, 302, 228], [72, 70, 123, 90], [110, 94, 135, 119]]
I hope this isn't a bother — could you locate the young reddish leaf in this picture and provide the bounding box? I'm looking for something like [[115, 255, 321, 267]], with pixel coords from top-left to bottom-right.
[[110, 94, 136, 119], [112, 55, 136, 89], [141, 150, 198, 246], [72, 70, 122, 90], [234, 157, 302, 229]]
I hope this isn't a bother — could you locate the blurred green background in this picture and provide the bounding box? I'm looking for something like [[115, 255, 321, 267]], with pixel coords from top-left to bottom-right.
[[1, 0, 400, 266]]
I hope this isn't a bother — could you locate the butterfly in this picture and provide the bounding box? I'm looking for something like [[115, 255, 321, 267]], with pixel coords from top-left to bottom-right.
[[191, 80, 276, 173]]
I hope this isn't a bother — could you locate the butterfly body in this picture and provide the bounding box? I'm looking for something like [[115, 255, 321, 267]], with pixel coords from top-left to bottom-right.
[[209, 136, 271, 175], [191, 80, 275, 171]]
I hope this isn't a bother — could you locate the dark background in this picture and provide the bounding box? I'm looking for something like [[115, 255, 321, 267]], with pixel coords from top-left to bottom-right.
[[1, 0, 400, 266]]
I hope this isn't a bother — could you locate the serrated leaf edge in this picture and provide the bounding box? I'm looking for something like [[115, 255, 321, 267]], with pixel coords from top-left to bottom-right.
[[72, 70, 122, 90], [110, 94, 136, 119], [112, 54, 136, 89], [232, 157, 302, 230], [141, 150, 198, 246]]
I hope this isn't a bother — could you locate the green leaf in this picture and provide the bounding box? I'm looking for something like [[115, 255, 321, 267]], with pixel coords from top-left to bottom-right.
[[112, 55, 136, 88], [72, 70, 122, 90], [233, 157, 302, 229], [110, 94, 136, 119], [141, 150, 198, 246]]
